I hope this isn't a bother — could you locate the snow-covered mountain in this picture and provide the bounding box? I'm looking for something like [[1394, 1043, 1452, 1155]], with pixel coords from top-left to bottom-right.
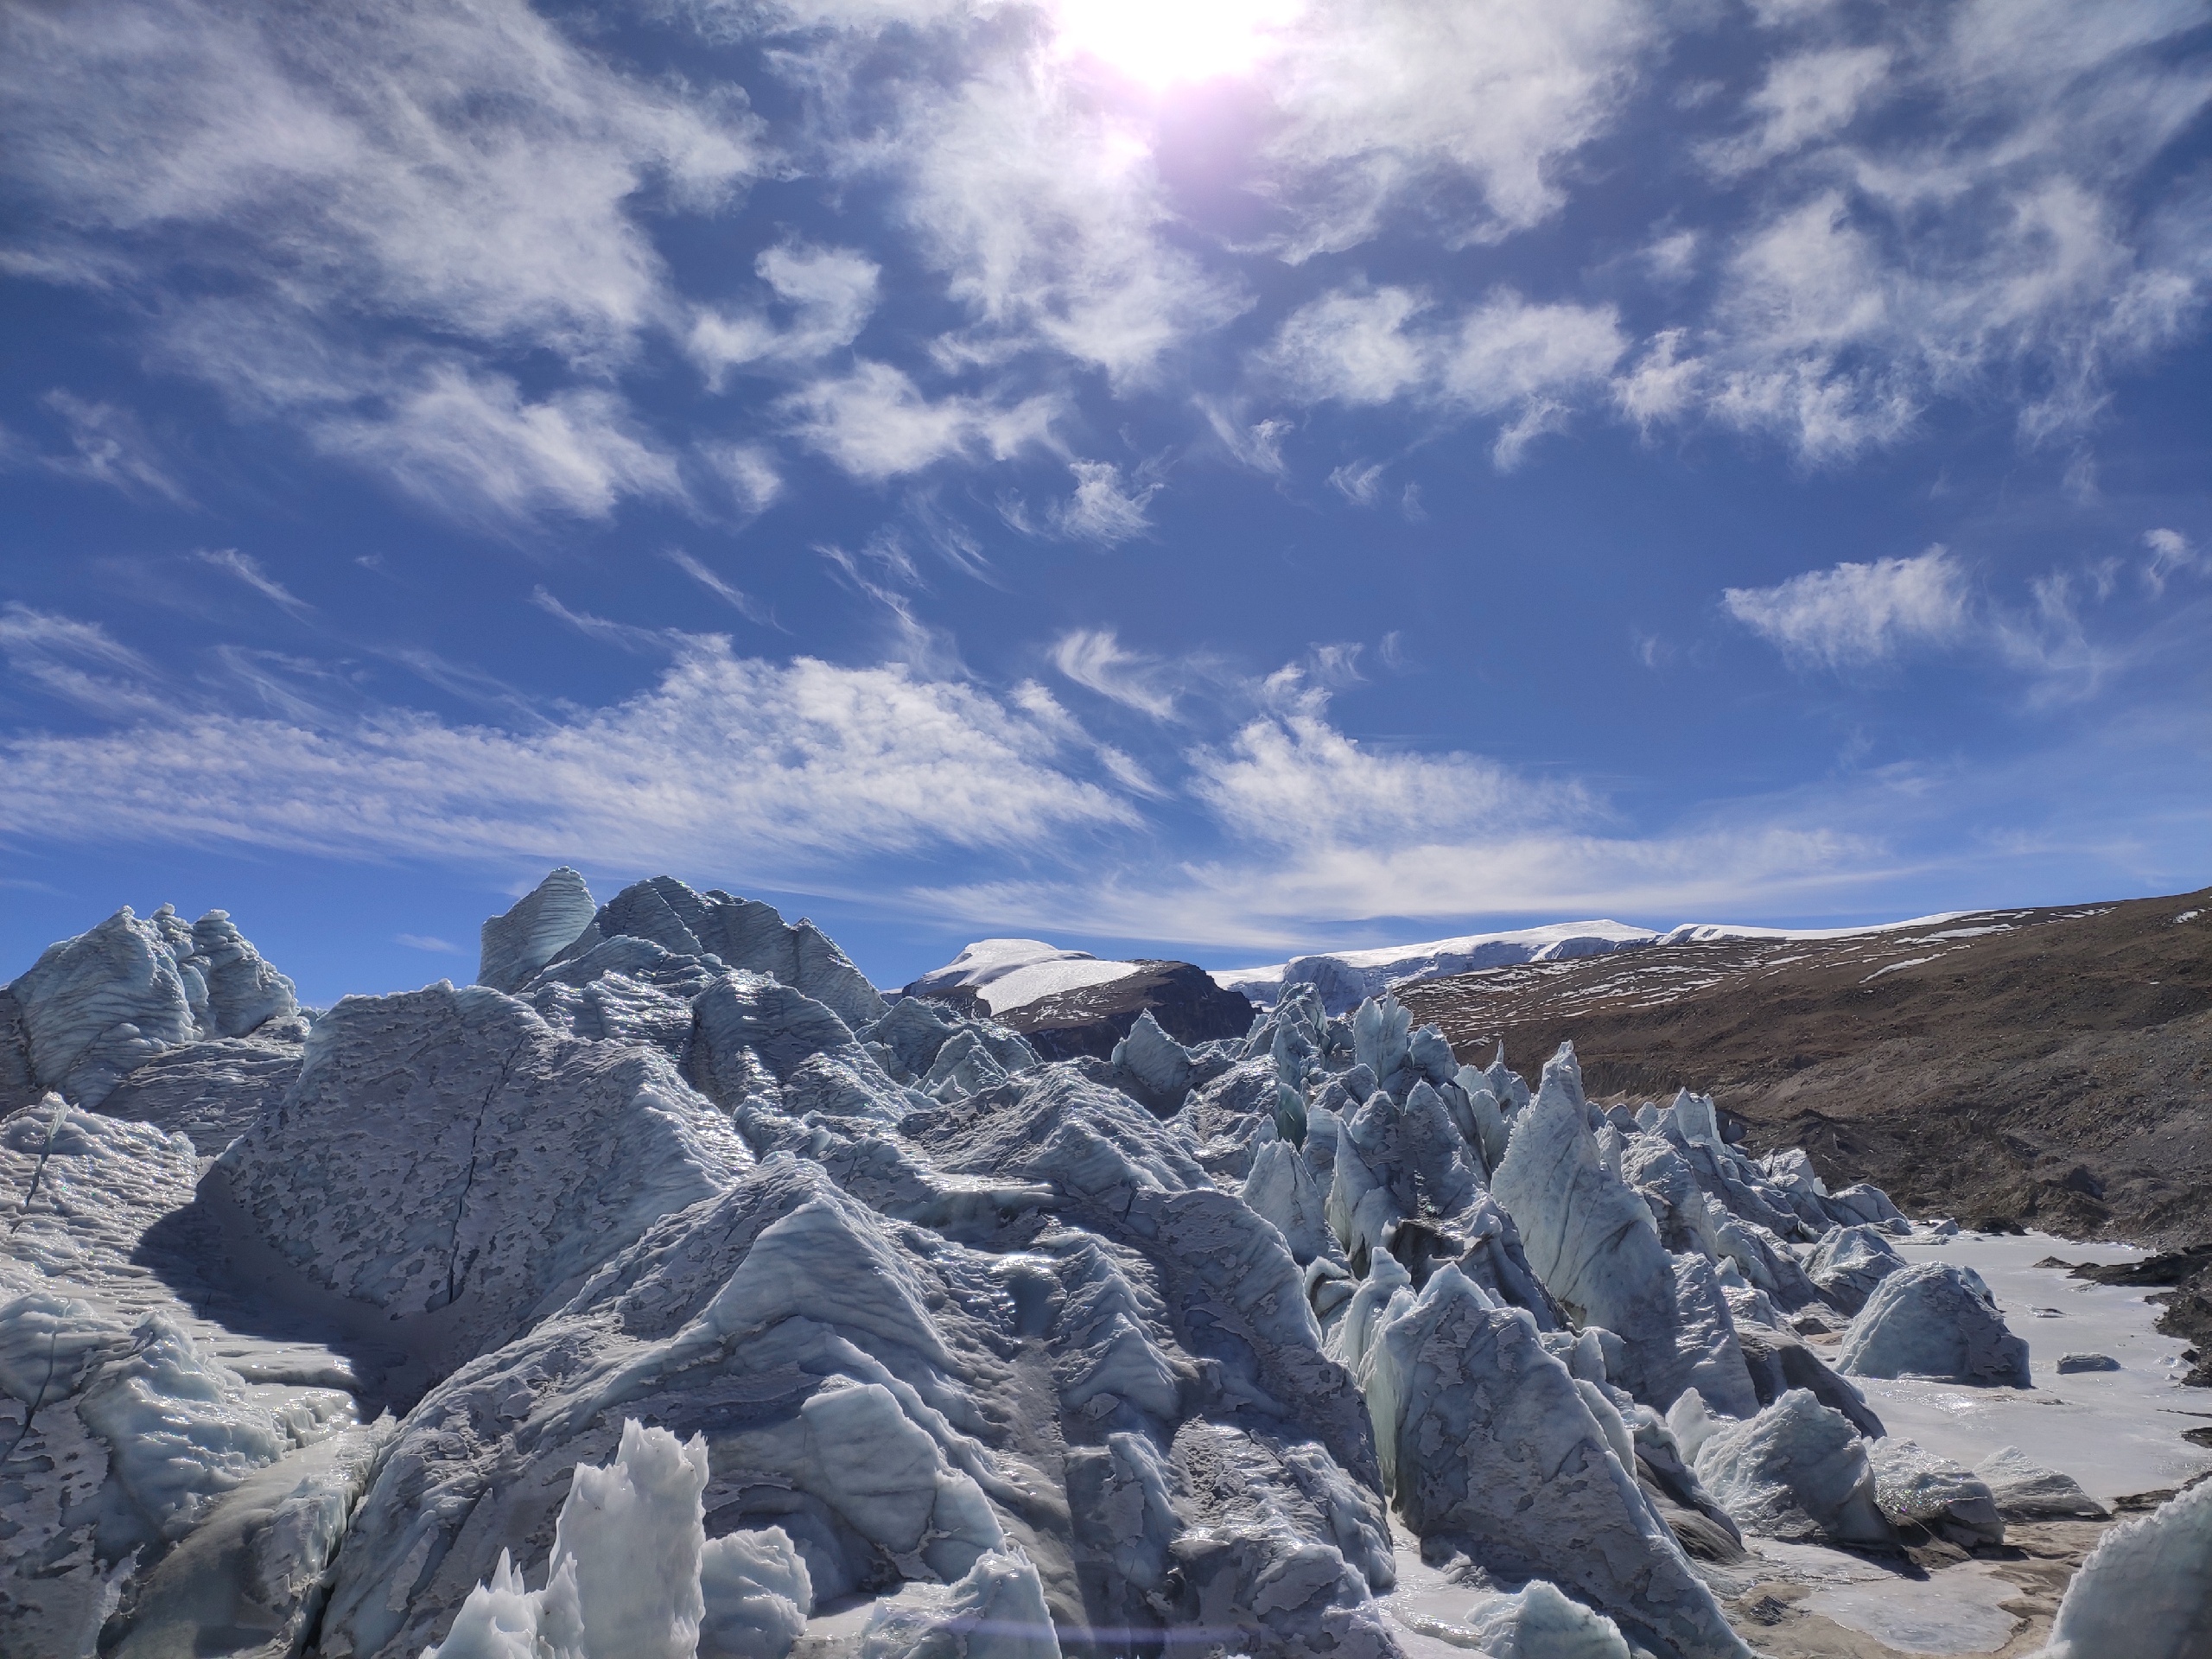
[[1213, 911, 2013, 1014], [901, 937, 1148, 1014], [1212, 920, 1659, 1013], [1, 874, 2197, 1659]]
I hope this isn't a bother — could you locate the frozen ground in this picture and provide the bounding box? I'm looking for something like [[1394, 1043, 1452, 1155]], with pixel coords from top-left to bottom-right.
[[1852, 1233, 2211, 1506], [1690, 1233, 2208, 1657]]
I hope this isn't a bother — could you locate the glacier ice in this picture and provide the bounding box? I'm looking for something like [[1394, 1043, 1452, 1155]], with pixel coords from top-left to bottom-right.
[[2035, 1477, 2212, 1659], [701, 1527, 812, 1659], [1455, 1580, 1634, 1659], [3, 903, 300, 1109], [425, 1420, 712, 1659], [216, 980, 751, 1374], [860, 1547, 1060, 1659], [479, 866, 601, 994], [1363, 1266, 1751, 1659], [1689, 1389, 1891, 1546], [1490, 1046, 1757, 1416], [1866, 1438, 2004, 1547], [1973, 1445, 2107, 1520], [6, 869, 1997, 1659], [1838, 1262, 2031, 1385], [1807, 1224, 1907, 1315]]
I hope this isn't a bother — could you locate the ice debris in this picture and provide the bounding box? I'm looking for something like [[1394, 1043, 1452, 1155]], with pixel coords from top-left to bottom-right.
[[1838, 1262, 2031, 1385], [1687, 1389, 1891, 1546], [1453, 1580, 1634, 1659], [1973, 1446, 2107, 1521], [1866, 1439, 2004, 1546], [2055, 1351, 2120, 1373]]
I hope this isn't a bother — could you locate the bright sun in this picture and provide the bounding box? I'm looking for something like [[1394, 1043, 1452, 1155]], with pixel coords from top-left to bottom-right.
[[1051, 0, 1302, 89]]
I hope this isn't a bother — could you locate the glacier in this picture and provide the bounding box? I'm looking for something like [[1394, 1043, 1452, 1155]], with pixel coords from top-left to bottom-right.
[[4, 868, 2190, 1658]]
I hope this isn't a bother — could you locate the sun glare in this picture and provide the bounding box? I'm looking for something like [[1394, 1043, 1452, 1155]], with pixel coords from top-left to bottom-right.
[[1051, 0, 1301, 89]]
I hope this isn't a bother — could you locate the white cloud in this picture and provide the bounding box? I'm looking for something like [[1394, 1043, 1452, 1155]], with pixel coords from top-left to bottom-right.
[[315, 366, 684, 525], [1723, 547, 1974, 669], [1262, 285, 1626, 465], [1049, 628, 1180, 719], [1259, 0, 1657, 255], [1702, 46, 1893, 177], [918, 671, 1887, 949], [1051, 461, 1156, 543], [0, 629, 1138, 878], [782, 361, 1061, 480], [0, 0, 758, 359], [1190, 675, 1593, 849], [688, 242, 880, 385], [196, 549, 312, 619], [396, 933, 461, 953], [1660, 3, 2212, 459], [2144, 527, 2207, 594], [0, 0, 758, 523], [893, 67, 1249, 387], [36, 392, 192, 505], [700, 442, 784, 514]]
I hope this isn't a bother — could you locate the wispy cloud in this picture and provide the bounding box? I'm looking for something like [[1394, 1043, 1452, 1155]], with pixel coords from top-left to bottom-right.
[[665, 549, 777, 629], [782, 363, 1061, 481], [35, 392, 192, 505], [1261, 285, 1626, 467], [197, 548, 313, 619], [1049, 628, 1180, 719], [1052, 461, 1157, 544], [688, 242, 881, 387], [0, 0, 757, 526], [1724, 547, 1974, 670], [0, 603, 171, 718], [396, 933, 461, 953], [0, 627, 1139, 880], [2144, 527, 2208, 595]]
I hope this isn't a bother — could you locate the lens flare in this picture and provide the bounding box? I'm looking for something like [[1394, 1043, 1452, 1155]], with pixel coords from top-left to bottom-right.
[[1051, 0, 1301, 89]]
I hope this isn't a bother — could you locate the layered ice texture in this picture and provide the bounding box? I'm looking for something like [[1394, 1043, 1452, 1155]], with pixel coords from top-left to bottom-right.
[[3, 868, 2150, 1659]]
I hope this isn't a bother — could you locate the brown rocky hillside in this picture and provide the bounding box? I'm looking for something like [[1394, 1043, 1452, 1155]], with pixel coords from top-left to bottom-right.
[[1400, 887, 2212, 1249]]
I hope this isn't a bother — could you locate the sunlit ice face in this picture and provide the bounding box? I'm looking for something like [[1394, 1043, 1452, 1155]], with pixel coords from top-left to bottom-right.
[[1049, 0, 1304, 89]]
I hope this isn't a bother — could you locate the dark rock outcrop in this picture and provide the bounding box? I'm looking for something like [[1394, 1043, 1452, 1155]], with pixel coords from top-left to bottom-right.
[[917, 960, 1254, 1062]]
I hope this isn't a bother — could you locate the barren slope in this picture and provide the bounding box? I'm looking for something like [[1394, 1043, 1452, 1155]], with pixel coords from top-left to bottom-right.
[[1401, 889, 2212, 1248]]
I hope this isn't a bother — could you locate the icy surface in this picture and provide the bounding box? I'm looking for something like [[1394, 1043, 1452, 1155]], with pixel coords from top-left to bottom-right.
[[1974, 1446, 2106, 1520], [1849, 1234, 2212, 1504], [905, 938, 1142, 1016], [1656, 912, 1980, 944], [1801, 1562, 2023, 1656]]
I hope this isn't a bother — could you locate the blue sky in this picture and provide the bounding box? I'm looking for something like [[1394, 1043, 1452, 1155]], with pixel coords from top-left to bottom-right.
[[3, 0, 2209, 1005]]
